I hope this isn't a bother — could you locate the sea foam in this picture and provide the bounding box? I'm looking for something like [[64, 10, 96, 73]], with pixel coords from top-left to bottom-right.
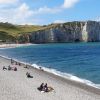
[[32, 63, 100, 89]]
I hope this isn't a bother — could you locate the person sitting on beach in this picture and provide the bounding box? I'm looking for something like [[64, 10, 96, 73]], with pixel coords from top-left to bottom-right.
[[3, 66, 7, 70], [43, 83, 48, 92], [8, 65, 12, 70], [38, 83, 48, 92], [14, 67, 17, 71], [19, 63, 21, 66], [38, 83, 44, 91], [26, 72, 33, 78]]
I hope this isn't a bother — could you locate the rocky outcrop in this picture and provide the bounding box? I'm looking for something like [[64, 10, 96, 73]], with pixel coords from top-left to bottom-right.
[[18, 21, 100, 43]]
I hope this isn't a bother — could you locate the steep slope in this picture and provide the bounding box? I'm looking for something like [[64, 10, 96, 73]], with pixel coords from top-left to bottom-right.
[[19, 21, 100, 43]]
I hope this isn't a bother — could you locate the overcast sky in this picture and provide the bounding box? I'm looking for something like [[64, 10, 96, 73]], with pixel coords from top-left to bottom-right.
[[0, 0, 100, 25]]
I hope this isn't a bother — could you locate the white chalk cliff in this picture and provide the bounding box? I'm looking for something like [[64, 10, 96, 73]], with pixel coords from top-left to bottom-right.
[[19, 21, 100, 43]]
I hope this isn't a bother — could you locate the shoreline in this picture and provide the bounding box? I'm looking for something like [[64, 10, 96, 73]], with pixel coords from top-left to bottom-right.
[[0, 55, 100, 95], [1, 55, 100, 90], [0, 43, 36, 48], [0, 55, 100, 100], [32, 64, 100, 90]]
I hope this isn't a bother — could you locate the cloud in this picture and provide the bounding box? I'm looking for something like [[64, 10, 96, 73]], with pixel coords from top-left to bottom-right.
[[0, 0, 18, 4], [0, 0, 80, 24], [95, 17, 100, 22], [62, 0, 79, 8], [33, 0, 79, 14], [16, 3, 33, 18], [34, 6, 61, 14], [0, 3, 36, 24], [54, 20, 65, 23]]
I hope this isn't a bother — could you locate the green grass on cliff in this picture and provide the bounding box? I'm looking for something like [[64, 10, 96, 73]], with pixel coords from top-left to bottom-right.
[[0, 22, 61, 41], [0, 22, 44, 37]]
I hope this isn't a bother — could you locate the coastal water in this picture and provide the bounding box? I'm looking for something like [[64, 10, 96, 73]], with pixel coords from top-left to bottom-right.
[[0, 43, 100, 87]]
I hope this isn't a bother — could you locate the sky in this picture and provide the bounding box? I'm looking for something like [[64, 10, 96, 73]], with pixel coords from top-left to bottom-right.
[[0, 0, 100, 25]]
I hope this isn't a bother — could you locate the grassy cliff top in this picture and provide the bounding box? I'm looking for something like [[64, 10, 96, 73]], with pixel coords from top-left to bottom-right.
[[0, 22, 45, 37], [0, 22, 62, 42]]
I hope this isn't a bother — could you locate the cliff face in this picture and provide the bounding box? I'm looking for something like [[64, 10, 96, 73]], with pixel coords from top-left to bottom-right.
[[18, 21, 100, 43]]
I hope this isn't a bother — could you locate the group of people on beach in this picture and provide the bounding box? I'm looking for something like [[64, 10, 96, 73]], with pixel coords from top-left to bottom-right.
[[38, 83, 49, 92], [3, 65, 17, 71], [3, 58, 54, 93], [2, 59, 19, 71]]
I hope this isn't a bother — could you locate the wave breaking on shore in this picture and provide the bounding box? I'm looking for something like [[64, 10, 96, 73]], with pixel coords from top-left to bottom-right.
[[32, 63, 100, 89]]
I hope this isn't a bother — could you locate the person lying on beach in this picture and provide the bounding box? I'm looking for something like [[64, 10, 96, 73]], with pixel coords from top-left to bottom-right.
[[26, 72, 33, 78], [3, 66, 7, 70]]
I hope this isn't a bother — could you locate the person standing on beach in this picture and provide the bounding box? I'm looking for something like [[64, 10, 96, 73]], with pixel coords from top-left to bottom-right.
[[11, 59, 13, 64]]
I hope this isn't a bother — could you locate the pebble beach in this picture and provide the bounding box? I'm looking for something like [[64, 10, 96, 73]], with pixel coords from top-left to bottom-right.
[[0, 56, 100, 100]]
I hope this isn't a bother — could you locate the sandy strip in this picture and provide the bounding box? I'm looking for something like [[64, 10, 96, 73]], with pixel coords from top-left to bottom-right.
[[0, 56, 100, 100]]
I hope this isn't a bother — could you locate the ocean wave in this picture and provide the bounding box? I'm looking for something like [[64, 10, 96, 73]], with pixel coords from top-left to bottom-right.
[[32, 63, 100, 89]]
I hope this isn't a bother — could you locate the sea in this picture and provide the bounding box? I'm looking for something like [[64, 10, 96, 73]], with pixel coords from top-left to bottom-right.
[[0, 42, 100, 88]]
